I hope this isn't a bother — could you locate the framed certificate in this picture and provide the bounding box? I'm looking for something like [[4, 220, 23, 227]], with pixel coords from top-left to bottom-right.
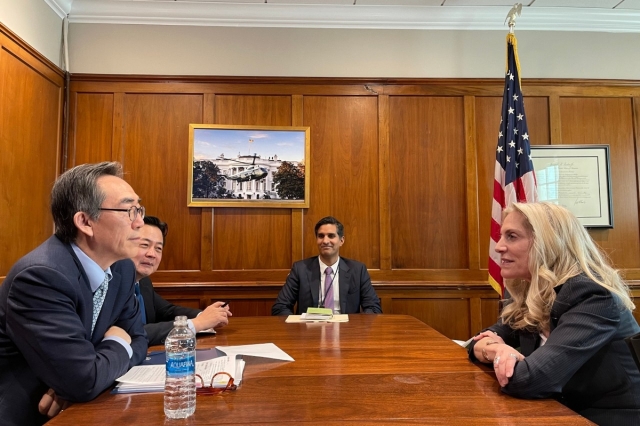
[[531, 145, 613, 228]]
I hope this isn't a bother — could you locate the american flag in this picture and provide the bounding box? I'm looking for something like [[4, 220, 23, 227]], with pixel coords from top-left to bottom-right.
[[488, 33, 538, 297]]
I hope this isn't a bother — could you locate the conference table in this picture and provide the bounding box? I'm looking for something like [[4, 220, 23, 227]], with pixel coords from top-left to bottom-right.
[[48, 315, 592, 425]]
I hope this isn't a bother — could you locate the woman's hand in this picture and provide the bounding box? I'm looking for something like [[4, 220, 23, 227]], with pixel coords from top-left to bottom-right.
[[491, 344, 525, 387], [473, 330, 505, 344]]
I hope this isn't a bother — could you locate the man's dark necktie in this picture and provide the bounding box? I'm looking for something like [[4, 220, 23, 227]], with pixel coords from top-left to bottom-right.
[[134, 282, 147, 324]]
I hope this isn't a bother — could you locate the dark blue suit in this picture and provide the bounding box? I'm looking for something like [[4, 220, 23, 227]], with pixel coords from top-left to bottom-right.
[[271, 257, 382, 315], [0, 236, 147, 425], [139, 277, 201, 345], [469, 274, 640, 425]]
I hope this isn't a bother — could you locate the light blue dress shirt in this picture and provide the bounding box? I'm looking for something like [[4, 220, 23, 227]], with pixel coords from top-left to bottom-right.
[[71, 244, 133, 358]]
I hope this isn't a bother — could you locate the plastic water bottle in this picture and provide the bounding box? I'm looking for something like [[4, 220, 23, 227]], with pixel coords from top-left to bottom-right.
[[164, 315, 196, 418]]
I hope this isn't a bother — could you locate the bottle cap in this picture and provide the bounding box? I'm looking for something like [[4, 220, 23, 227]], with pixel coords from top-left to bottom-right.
[[174, 315, 188, 326]]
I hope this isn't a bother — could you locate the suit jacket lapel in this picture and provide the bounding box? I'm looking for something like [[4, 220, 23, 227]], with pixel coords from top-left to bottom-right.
[[63, 242, 95, 337], [338, 259, 350, 313]]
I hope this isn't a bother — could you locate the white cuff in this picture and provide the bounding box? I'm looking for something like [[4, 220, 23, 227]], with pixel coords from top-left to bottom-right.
[[187, 319, 197, 335], [104, 336, 133, 358]]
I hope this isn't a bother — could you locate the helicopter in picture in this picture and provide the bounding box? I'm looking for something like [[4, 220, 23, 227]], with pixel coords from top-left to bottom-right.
[[225, 153, 269, 182]]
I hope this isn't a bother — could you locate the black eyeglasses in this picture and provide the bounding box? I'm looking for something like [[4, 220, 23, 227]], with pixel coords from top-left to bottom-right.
[[99, 205, 145, 222]]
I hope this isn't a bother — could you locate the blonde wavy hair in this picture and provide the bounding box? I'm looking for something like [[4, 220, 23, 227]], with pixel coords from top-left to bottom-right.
[[501, 202, 634, 333]]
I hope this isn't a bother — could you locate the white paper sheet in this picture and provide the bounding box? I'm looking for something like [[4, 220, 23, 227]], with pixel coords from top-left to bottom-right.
[[216, 343, 294, 362], [117, 356, 237, 386]]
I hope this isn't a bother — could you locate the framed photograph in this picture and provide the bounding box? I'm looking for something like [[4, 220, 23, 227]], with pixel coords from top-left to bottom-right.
[[188, 124, 310, 208], [531, 145, 613, 228]]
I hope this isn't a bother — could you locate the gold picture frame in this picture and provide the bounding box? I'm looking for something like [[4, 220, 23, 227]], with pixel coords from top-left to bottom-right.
[[188, 124, 310, 208]]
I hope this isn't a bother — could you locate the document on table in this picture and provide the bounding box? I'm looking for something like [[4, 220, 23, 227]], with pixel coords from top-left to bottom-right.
[[113, 344, 292, 394], [113, 355, 244, 394], [285, 314, 349, 323], [217, 343, 294, 361]]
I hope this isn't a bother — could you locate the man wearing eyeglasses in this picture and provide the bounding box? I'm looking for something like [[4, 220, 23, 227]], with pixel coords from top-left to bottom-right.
[[132, 215, 231, 345], [0, 162, 148, 425]]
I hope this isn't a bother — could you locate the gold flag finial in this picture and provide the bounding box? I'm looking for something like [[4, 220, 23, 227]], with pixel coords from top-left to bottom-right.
[[505, 3, 523, 34]]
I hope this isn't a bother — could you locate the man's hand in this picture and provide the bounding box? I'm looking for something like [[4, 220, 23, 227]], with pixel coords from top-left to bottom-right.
[[192, 301, 232, 332], [38, 388, 71, 418], [104, 325, 132, 344]]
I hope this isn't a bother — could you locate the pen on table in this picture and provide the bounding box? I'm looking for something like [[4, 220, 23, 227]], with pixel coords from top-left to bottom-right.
[[145, 350, 163, 360]]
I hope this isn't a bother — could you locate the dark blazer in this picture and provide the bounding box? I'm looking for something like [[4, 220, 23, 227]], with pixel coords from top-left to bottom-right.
[[139, 277, 202, 346], [0, 236, 148, 426], [271, 257, 382, 316], [469, 274, 640, 425]]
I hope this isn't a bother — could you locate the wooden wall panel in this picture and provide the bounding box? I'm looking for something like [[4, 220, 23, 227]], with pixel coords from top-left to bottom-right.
[[389, 96, 467, 269], [391, 298, 471, 340], [481, 299, 501, 330], [69, 93, 114, 167], [122, 94, 204, 271], [155, 284, 284, 318], [212, 209, 292, 270], [560, 97, 640, 270], [60, 76, 640, 338], [302, 96, 380, 268], [212, 95, 294, 270], [0, 31, 63, 276], [215, 299, 275, 317], [214, 95, 291, 126], [476, 96, 550, 270]]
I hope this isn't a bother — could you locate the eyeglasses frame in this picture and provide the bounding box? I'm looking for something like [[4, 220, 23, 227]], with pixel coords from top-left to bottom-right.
[[98, 205, 145, 222], [195, 372, 237, 395]]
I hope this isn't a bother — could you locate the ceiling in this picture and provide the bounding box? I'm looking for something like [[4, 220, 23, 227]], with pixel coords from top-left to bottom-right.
[[45, 0, 640, 33]]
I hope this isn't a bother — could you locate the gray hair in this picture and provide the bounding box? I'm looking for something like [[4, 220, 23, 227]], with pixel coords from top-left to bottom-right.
[[51, 162, 123, 243]]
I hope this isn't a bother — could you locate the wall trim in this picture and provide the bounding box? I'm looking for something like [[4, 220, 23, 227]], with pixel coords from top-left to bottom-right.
[[64, 2, 640, 33]]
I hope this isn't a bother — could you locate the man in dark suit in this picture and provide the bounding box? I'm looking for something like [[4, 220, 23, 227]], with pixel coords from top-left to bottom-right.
[[132, 216, 231, 345], [272, 216, 382, 316], [0, 162, 148, 425]]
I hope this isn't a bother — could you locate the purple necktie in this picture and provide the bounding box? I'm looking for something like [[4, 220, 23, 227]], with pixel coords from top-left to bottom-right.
[[324, 267, 334, 312]]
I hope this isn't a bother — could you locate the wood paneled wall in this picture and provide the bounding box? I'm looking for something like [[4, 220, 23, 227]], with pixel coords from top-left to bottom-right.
[[63, 75, 640, 339], [1, 23, 638, 341], [0, 24, 64, 276]]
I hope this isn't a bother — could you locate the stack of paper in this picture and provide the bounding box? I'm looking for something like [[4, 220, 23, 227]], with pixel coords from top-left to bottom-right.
[[286, 314, 349, 323], [114, 355, 244, 394], [113, 343, 293, 394]]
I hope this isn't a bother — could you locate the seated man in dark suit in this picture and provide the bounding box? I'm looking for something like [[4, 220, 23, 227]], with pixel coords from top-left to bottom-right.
[[132, 215, 231, 345], [272, 216, 382, 316], [0, 162, 148, 425]]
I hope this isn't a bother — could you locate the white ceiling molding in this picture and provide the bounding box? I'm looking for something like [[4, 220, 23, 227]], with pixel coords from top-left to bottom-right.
[[45, 0, 73, 19], [65, 1, 640, 33]]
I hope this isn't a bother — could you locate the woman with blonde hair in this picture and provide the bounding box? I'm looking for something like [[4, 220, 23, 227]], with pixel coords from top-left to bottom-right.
[[469, 202, 640, 425]]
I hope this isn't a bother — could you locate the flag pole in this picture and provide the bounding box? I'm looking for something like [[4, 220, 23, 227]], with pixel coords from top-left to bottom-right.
[[488, 3, 537, 298]]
